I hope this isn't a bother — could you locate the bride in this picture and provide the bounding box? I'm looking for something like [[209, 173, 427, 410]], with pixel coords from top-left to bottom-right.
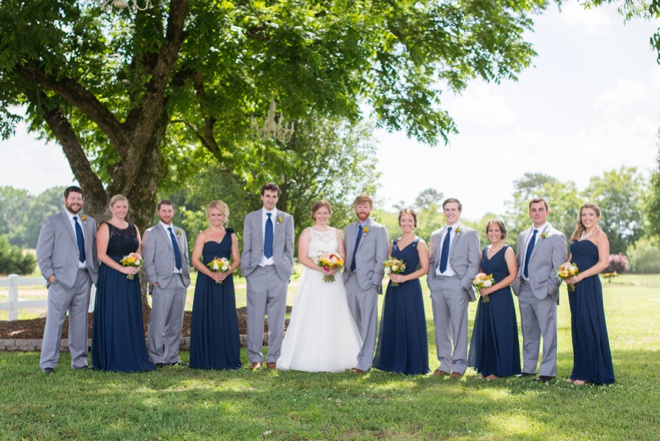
[[277, 200, 362, 372]]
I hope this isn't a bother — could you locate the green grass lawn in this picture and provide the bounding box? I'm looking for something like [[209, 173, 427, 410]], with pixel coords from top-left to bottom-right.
[[1, 274, 659, 440]]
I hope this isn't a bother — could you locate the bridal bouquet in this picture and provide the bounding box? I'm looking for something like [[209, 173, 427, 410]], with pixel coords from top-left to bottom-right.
[[208, 257, 231, 284], [472, 273, 495, 303], [120, 253, 143, 280], [318, 251, 344, 283], [557, 262, 579, 292], [384, 257, 406, 286]]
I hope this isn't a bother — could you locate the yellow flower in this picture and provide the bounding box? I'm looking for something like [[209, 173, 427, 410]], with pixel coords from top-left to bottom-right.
[[81, 214, 87, 223], [177, 229, 182, 237], [278, 216, 283, 224], [455, 227, 462, 234], [363, 227, 369, 234], [541, 232, 548, 239]]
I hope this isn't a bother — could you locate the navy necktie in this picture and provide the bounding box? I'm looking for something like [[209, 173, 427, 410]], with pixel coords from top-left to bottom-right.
[[73, 216, 86, 263], [350, 224, 363, 272], [523, 229, 538, 279], [439, 227, 452, 273], [168, 227, 182, 271], [264, 213, 274, 259]]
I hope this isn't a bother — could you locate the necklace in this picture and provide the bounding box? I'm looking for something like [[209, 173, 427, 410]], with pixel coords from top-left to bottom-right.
[[580, 229, 597, 240]]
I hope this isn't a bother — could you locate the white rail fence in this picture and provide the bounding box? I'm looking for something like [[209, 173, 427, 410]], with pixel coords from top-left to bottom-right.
[[0, 274, 96, 321]]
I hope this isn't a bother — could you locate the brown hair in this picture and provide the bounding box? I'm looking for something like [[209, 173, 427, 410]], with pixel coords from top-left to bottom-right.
[[398, 208, 418, 228], [311, 200, 332, 220], [261, 182, 281, 196], [64, 186, 83, 198], [353, 194, 374, 208], [206, 200, 229, 223], [570, 203, 601, 241], [442, 198, 462, 211], [486, 219, 507, 239], [157, 200, 174, 210], [529, 197, 549, 210]]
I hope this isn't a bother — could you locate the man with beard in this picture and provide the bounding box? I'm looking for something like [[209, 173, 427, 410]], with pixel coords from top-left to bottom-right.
[[343, 194, 389, 373], [36, 186, 99, 373]]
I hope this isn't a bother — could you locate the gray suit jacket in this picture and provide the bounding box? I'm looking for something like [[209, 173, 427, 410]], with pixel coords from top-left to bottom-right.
[[342, 218, 389, 290], [241, 209, 295, 282], [511, 224, 567, 300], [142, 223, 191, 289], [427, 225, 481, 301], [36, 210, 99, 289]]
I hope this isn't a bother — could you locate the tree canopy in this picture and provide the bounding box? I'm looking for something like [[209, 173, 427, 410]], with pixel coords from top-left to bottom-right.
[[0, 0, 547, 230]]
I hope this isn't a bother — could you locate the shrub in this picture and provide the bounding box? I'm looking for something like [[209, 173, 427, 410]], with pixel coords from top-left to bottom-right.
[[0, 235, 37, 275], [606, 253, 630, 274], [628, 238, 660, 274]]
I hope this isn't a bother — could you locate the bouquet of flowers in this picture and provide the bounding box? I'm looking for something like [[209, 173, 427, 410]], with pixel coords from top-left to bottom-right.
[[317, 251, 344, 283], [557, 262, 579, 292], [207, 257, 231, 284], [384, 257, 406, 286], [472, 273, 495, 303], [120, 253, 143, 280]]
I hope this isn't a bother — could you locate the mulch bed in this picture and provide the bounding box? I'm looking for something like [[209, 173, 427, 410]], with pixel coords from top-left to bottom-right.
[[0, 306, 291, 340]]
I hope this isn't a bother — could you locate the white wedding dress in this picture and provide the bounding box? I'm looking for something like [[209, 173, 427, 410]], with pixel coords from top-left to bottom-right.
[[278, 228, 362, 372]]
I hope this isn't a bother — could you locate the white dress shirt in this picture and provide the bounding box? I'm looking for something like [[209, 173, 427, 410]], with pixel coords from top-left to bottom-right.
[[66, 209, 87, 268], [160, 221, 182, 274], [435, 222, 461, 277], [258, 208, 278, 267]]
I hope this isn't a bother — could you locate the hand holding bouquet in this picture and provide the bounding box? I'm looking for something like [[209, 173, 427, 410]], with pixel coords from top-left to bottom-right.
[[472, 273, 495, 303], [318, 251, 344, 282], [384, 257, 406, 286], [557, 262, 579, 292], [120, 253, 143, 280], [208, 257, 231, 284]]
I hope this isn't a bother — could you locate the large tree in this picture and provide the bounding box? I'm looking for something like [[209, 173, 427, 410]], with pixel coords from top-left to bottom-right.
[[0, 0, 547, 231]]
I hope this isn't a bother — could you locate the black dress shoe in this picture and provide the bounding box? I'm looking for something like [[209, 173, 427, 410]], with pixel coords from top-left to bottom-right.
[[516, 372, 534, 378], [534, 375, 554, 383], [41, 368, 55, 374]]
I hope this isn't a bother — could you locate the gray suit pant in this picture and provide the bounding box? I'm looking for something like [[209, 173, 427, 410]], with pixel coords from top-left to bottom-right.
[[344, 273, 378, 371], [518, 280, 558, 377], [430, 277, 469, 374], [40, 269, 92, 369], [148, 274, 187, 364], [246, 266, 288, 364]]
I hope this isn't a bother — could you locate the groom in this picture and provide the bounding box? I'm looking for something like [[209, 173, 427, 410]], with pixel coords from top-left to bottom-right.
[[142, 200, 191, 367], [512, 197, 567, 382], [242, 183, 295, 370], [427, 198, 480, 379], [36, 186, 99, 373], [343, 194, 389, 373]]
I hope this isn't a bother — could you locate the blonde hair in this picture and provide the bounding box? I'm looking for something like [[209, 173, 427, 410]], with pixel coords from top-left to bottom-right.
[[109, 194, 128, 207], [206, 200, 229, 223], [570, 203, 601, 241]]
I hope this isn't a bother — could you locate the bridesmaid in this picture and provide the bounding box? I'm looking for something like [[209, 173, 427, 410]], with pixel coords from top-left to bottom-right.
[[564, 203, 615, 385], [468, 219, 520, 380], [373, 208, 430, 375], [189, 200, 242, 370], [92, 195, 155, 372]]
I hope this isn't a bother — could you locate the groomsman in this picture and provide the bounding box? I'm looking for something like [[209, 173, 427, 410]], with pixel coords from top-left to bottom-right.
[[36, 186, 99, 373], [343, 194, 389, 373], [512, 197, 567, 382], [241, 183, 295, 369], [427, 198, 480, 379], [143, 200, 191, 367]]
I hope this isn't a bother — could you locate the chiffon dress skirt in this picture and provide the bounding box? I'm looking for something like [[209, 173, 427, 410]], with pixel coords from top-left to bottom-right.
[[374, 237, 429, 375], [189, 229, 241, 370], [568, 239, 615, 384], [467, 245, 521, 378]]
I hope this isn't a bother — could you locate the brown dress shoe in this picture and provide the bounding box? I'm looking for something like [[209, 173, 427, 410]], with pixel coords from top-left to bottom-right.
[[250, 362, 262, 370], [266, 362, 277, 369], [350, 368, 365, 373], [450, 372, 463, 379], [432, 369, 450, 377]]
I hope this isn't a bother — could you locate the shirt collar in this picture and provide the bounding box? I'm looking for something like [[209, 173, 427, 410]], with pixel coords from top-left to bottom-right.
[[160, 221, 173, 230]]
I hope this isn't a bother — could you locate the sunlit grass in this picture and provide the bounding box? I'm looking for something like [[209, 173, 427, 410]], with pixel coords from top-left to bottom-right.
[[1, 274, 659, 440]]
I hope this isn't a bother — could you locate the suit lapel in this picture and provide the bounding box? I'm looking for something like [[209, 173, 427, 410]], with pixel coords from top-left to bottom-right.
[[448, 226, 462, 259], [356, 218, 372, 252], [530, 225, 550, 261], [60, 211, 78, 247], [158, 223, 174, 252]]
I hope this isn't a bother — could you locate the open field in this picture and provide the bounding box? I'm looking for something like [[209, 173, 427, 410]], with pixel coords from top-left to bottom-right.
[[0, 274, 659, 440]]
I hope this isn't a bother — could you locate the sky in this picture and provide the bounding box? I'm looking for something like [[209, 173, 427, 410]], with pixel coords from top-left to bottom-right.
[[1, 2, 658, 220]]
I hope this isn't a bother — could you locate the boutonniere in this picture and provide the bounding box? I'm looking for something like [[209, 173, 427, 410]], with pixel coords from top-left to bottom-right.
[[277, 216, 283, 224], [81, 214, 87, 224], [362, 227, 369, 235], [176, 229, 182, 237], [540, 231, 548, 239], [454, 227, 462, 234]]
